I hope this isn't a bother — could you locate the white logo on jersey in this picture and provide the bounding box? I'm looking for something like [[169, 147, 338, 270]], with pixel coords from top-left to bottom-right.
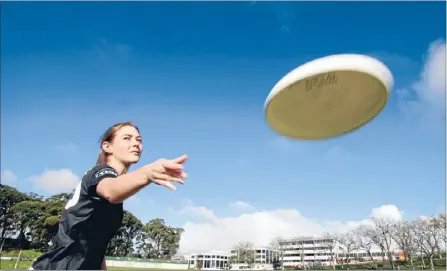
[[94, 168, 118, 179], [65, 181, 82, 209]]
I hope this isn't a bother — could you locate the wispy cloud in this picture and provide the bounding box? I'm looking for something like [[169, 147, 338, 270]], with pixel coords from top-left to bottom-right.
[[1, 169, 18, 185], [229, 201, 256, 212], [29, 169, 79, 193], [91, 39, 134, 62], [177, 202, 404, 254], [397, 39, 446, 122]]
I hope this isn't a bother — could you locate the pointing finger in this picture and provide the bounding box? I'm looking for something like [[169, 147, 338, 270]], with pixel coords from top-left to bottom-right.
[[172, 154, 188, 164], [163, 162, 183, 171], [153, 179, 177, 191]]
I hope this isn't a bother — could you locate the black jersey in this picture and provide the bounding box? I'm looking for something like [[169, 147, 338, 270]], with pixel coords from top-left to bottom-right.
[[31, 165, 123, 270]]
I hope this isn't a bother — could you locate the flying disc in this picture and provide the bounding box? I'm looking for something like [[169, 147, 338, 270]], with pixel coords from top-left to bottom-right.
[[264, 54, 393, 140]]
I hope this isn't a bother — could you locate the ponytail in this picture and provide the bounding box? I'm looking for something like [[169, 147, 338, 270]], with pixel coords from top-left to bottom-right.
[[96, 150, 109, 166]]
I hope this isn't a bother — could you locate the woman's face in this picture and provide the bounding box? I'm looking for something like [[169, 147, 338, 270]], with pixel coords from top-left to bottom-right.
[[104, 125, 143, 165]]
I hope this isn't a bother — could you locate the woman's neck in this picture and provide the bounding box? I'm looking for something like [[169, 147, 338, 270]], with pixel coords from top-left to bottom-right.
[[107, 159, 129, 175]]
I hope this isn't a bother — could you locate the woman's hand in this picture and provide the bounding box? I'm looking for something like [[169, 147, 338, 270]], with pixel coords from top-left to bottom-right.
[[144, 154, 188, 190]]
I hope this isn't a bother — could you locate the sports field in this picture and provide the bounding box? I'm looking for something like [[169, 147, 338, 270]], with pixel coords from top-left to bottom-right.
[[2, 259, 447, 270], [0, 260, 158, 270]]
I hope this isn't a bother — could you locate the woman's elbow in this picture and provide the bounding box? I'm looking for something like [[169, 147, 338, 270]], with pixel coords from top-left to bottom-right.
[[107, 196, 123, 204], [97, 183, 123, 204]]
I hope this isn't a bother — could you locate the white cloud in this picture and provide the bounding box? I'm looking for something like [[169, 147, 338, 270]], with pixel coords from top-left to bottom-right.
[[398, 39, 446, 120], [177, 201, 403, 254], [371, 204, 404, 221], [229, 201, 255, 212], [180, 204, 217, 222], [30, 169, 79, 193], [1, 170, 18, 185]]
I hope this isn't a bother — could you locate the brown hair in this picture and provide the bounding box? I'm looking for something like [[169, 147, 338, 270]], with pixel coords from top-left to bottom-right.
[[96, 121, 140, 166]]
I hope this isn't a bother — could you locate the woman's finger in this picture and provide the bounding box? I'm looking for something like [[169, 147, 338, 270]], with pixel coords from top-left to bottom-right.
[[162, 161, 183, 171], [152, 172, 185, 184], [152, 179, 177, 191], [172, 154, 188, 164], [180, 171, 187, 179], [165, 168, 187, 179]]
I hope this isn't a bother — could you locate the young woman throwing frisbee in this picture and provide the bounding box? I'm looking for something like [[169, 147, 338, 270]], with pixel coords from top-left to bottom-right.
[[30, 121, 188, 270]]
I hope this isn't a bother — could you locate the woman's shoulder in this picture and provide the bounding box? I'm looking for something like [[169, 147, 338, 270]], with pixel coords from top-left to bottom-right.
[[82, 165, 119, 181]]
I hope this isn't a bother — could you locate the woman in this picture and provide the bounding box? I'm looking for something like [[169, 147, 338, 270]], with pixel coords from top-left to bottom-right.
[[31, 121, 187, 270]]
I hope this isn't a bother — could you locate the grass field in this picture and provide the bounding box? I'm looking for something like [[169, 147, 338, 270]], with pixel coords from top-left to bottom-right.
[[283, 259, 447, 270], [1, 249, 446, 270], [2, 259, 447, 270], [0, 260, 157, 270]]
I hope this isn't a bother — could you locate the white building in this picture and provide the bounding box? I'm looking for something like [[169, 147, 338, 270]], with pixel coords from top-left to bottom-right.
[[279, 236, 342, 267], [186, 251, 229, 270], [229, 247, 280, 264], [279, 236, 396, 267], [338, 248, 395, 263]]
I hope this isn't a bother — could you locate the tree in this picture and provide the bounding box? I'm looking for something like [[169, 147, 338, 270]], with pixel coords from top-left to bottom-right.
[[336, 231, 357, 264], [438, 213, 446, 245], [136, 218, 183, 259], [233, 241, 255, 265], [161, 227, 184, 259], [11, 200, 45, 249], [0, 185, 29, 250], [391, 220, 417, 269], [34, 193, 72, 250], [300, 241, 306, 270], [432, 214, 446, 257], [228, 253, 238, 270], [353, 225, 376, 263], [269, 237, 285, 270], [106, 211, 143, 256], [322, 233, 337, 270], [413, 217, 441, 270], [370, 218, 395, 269]]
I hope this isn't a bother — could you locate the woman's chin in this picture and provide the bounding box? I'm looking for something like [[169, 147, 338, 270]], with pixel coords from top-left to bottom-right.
[[125, 156, 140, 164]]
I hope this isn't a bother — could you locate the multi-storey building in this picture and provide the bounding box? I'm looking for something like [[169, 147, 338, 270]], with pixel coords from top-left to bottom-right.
[[229, 247, 280, 264], [278, 236, 342, 267], [278, 236, 395, 267]]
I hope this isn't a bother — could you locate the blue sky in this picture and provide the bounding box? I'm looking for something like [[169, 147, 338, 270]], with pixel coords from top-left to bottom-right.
[[1, 1, 446, 252]]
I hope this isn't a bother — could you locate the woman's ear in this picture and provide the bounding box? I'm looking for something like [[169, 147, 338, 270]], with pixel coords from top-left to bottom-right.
[[101, 141, 113, 154]]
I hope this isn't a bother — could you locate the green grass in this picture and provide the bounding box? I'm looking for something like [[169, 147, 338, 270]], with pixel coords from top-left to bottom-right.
[[107, 266, 168, 270], [1, 249, 186, 270], [0, 260, 168, 270], [284, 258, 447, 270], [1, 249, 42, 259], [1, 259, 34, 270], [2, 259, 446, 270]]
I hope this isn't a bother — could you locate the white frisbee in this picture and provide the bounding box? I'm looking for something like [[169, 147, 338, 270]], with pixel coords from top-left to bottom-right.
[[264, 54, 393, 140]]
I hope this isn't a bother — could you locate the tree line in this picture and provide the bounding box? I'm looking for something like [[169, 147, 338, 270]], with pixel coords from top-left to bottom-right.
[[320, 215, 446, 270], [232, 215, 446, 270], [0, 184, 183, 259]]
